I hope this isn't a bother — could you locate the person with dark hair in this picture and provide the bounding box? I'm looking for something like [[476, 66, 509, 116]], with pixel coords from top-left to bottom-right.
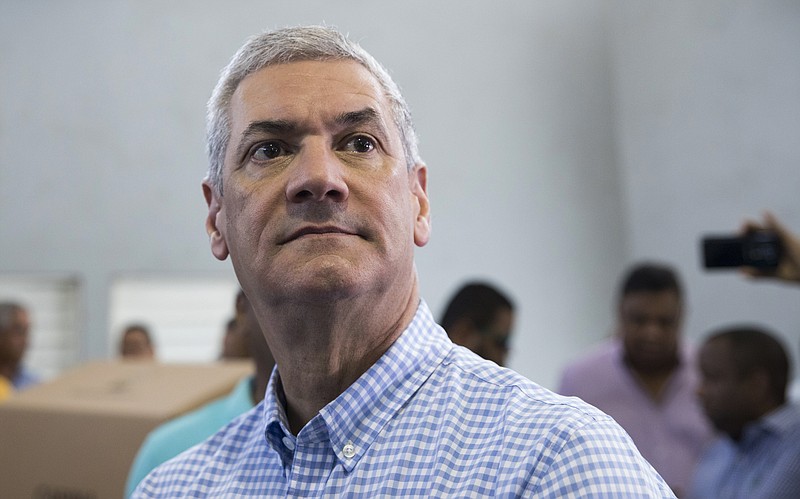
[[219, 316, 249, 359], [688, 326, 800, 498], [440, 282, 514, 366], [0, 301, 40, 391], [133, 25, 674, 497], [558, 262, 713, 496], [119, 324, 156, 360]]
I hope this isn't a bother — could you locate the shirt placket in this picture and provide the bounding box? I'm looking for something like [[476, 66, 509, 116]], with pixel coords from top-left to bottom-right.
[[286, 437, 338, 497]]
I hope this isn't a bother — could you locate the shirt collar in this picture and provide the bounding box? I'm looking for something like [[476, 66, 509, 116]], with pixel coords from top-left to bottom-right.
[[260, 299, 453, 471]]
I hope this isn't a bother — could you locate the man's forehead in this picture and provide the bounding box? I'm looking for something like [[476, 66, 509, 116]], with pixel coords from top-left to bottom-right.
[[622, 290, 680, 304], [230, 60, 390, 125]]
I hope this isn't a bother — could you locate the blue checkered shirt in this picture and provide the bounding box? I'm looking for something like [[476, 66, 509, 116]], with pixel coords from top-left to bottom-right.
[[134, 300, 675, 497]]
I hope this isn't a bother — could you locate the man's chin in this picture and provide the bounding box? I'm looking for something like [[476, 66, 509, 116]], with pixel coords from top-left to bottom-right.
[[625, 353, 679, 373], [283, 262, 367, 303]]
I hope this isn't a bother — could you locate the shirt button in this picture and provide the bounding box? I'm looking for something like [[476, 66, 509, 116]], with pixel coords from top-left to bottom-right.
[[282, 436, 295, 451], [342, 441, 356, 459]]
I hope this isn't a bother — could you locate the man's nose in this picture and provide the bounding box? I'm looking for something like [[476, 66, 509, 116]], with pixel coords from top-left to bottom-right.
[[285, 141, 349, 203], [641, 320, 666, 340]]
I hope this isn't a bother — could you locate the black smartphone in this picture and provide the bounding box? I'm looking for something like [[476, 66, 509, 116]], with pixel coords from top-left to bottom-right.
[[701, 230, 783, 269]]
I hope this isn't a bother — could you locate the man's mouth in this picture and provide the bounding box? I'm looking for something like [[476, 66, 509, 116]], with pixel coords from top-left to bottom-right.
[[281, 225, 360, 244]]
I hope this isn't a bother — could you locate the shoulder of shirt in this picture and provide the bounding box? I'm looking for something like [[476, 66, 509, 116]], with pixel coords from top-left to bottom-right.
[[763, 403, 800, 435], [564, 337, 617, 365], [441, 344, 616, 427], [13, 366, 41, 389], [555, 338, 619, 387]]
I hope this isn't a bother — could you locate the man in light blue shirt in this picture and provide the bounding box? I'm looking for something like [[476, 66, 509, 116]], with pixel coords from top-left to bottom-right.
[[134, 25, 674, 497], [125, 291, 274, 496], [125, 375, 254, 497], [690, 326, 800, 498]]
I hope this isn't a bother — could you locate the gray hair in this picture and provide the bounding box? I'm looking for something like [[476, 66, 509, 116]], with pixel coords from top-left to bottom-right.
[[0, 302, 25, 331], [206, 25, 421, 195]]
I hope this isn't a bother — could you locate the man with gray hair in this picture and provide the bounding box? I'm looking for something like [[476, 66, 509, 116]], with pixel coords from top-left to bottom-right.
[[134, 25, 674, 497], [0, 301, 39, 391]]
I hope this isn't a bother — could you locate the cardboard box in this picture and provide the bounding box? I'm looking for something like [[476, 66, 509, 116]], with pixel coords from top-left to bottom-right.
[[0, 360, 254, 499]]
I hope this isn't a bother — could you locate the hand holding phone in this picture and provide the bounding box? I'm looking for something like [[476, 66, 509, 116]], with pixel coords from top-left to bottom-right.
[[702, 230, 783, 269], [737, 212, 800, 283]]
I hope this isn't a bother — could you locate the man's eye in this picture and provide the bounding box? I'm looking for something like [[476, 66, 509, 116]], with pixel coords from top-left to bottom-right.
[[251, 142, 284, 161], [626, 316, 647, 327], [344, 136, 375, 153]]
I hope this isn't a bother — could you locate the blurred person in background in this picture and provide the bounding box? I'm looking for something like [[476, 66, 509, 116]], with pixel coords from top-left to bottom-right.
[[689, 326, 800, 498], [219, 316, 249, 359], [125, 290, 274, 497], [0, 302, 40, 390], [119, 324, 156, 360], [558, 262, 713, 497], [219, 292, 251, 360], [439, 281, 515, 366]]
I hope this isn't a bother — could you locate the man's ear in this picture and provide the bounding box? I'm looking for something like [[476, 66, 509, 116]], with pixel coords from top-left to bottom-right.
[[746, 369, 772, 403], [411, 164, 431, 247], [202, 180, 229, 261]]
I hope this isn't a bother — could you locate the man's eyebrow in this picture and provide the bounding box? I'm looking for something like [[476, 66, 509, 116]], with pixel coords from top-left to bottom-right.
[[232, 108, 388, 159], [334, 107, 383, 128], [233, 119, 296, 158], [335, 108, 395, 143]]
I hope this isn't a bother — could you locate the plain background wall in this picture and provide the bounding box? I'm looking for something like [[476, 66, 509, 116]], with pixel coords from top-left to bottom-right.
[[1, 1, 798, 389]]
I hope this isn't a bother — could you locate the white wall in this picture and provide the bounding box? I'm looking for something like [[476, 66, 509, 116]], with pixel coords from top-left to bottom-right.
[[610, 0, 800, 377], [3, 1, 797, 389]]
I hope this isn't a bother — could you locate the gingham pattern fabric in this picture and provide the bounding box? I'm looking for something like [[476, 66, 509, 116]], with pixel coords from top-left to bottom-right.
[[558, 338, 713, 494], [688, 403, 800, 498], [134, 300, 675, 498]]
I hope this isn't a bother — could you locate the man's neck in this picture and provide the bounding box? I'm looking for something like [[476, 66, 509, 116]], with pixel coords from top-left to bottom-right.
[[633, 369, 674, 402], [262, 282, 420, 434], [623, 358, 678, 402]]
